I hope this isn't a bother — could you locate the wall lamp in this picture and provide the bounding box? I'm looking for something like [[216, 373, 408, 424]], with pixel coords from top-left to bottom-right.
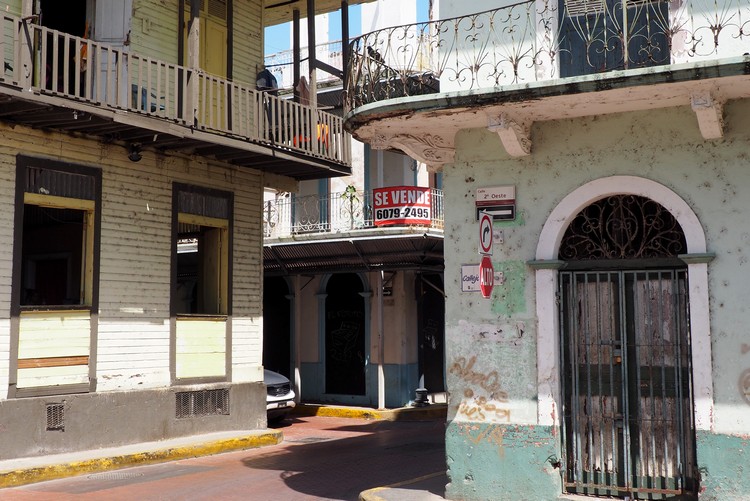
[[128, 143, 142, 162]]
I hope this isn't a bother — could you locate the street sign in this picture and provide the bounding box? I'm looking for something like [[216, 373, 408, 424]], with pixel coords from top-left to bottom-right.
[[478, 211, 493, 255], [479, 255, 494, 298], [476, 185, 516, 221]]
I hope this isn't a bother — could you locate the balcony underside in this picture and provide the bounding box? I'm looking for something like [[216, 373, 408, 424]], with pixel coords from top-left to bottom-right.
[[264, 230, 444, 275], [0, 87, 350, 181]]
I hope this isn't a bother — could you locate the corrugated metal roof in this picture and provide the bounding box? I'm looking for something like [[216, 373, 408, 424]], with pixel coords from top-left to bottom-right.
[[264, 233, 443, 275]]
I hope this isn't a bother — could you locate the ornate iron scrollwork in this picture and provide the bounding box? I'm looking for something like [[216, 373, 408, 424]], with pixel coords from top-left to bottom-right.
[[559, 195, 686, 260]]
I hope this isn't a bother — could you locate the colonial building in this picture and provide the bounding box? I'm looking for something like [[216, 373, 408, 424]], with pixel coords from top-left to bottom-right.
[[344, 0, 750, 499], [262, 0, 446, 409], [0, 0, 354, 459]]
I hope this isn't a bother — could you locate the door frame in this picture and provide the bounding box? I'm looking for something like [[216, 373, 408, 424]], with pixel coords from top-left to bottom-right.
[[318, 272, 373, 406], [531, 176, 714, 435]]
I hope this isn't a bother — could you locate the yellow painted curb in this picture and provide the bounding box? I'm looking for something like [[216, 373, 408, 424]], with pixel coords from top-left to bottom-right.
[[359, 486, 389, 501], [293, 405, 385, 420], [293, 404, 447, 422], [359, 471, 444, 501], [0, 431, 282, 489]]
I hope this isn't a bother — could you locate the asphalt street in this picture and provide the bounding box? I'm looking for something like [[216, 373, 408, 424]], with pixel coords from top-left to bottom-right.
[[0, 415, 447, 500]]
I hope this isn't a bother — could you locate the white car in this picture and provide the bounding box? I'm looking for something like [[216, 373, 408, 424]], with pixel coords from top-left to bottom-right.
[[265, 369, 296, 423]]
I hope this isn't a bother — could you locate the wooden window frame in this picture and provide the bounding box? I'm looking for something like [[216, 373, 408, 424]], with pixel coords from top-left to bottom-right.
[[171, 183, 233, 318], [12, 156, 102, 315]]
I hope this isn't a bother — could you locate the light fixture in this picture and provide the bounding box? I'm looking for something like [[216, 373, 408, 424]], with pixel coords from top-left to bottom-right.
[[128, 143, 142, 162]]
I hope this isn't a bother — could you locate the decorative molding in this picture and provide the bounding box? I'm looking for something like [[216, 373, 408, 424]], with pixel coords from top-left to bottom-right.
[[487, 114, 532, 157], [388, 133, 455, 169], [690, 92, 724, 140], [526, 259, 565, 270], [370, 134, 390, 150]]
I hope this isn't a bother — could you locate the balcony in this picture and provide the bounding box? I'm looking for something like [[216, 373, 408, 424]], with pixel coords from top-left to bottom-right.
[[263, 188, 444, 275], [343, 0, 750, 165], [0, 14, 351, 180]]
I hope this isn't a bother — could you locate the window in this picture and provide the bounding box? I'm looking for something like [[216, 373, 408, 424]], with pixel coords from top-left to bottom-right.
[[173, 184, 232, 316], [15, 158, 100, 310]]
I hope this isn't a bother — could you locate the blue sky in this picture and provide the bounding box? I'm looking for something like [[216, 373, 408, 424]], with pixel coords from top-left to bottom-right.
[[264, 0, 429, 56]]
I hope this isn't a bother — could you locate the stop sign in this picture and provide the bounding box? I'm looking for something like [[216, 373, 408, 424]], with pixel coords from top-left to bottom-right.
[[479, 255, 494, 298]]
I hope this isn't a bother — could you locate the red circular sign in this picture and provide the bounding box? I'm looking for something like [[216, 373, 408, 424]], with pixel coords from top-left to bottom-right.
[[479, 255, 494, 298]]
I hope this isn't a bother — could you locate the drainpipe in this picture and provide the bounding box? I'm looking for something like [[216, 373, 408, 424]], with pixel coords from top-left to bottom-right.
[[378, 270, 385, 409]]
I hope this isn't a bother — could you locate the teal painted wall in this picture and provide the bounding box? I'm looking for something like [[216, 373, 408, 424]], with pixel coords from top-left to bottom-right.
[[300, 361, 418, 407], [445, 422, 560, 501], [442, 99, 750, 499], [384, 363, 419, 408], [696, 431, 750, 501]]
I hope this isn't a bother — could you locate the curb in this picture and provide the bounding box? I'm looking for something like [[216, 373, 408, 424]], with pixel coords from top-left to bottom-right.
[[0, 430, 282, 489], [359, 471, 446, 501], [293, 403, 447, 421]]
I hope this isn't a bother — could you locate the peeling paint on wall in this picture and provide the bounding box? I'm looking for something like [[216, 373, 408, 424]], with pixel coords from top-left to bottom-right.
[[490, 260, 526, 316]]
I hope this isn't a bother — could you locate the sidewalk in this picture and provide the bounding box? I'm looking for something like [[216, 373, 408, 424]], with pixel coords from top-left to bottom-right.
[[0, 403, 447, 496], [359, 471, 447, 501]]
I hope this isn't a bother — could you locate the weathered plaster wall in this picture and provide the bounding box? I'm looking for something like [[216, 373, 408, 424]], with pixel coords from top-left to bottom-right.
[[296, 270, 420, 406], [443, 99, 750, 500]]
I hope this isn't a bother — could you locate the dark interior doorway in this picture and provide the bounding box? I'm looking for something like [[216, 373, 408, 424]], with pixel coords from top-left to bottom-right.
[[418, 273, 445, 393], [263, 276, 292, 378], [325, 273, 366, 395], [39, 0, 87, 35]]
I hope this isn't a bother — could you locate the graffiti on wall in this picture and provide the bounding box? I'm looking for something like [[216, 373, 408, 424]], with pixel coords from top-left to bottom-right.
[[450, 355, 511, 422], [455, 422, 506, 458], [449, 356, 505, 397], [457, 389, 511, 421]]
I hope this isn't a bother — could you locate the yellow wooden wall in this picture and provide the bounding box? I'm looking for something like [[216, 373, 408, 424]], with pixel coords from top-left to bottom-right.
[[233, 0, 264, 85], [175, 318, 226, 378], [128, 0, 264, 90], [17, 311, 90, 388], [0, 120, 264, 394]]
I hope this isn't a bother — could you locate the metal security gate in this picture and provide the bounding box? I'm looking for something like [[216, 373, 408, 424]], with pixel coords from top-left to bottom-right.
[[559, 269, 698, 499]]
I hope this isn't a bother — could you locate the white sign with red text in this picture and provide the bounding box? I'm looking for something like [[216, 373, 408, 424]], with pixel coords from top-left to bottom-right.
[[373, 186, 431, 226]]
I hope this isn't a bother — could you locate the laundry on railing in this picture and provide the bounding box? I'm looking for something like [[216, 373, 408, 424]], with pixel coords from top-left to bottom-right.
[[293, 123, 330, 152]]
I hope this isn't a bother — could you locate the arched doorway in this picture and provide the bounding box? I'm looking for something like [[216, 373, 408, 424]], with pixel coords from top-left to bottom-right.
[[325, 273, 367, 396], [557, 194, 698, 498], [263, 276, 291, 377]]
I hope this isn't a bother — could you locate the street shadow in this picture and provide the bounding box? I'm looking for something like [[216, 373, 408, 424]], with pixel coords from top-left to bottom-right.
[[242, 418, 446, 500]]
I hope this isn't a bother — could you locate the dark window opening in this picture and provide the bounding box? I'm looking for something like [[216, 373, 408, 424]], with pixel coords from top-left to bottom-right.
[[21, 205, 86, 307]]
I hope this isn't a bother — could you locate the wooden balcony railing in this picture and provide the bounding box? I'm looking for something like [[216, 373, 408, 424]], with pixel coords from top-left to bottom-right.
[[0, 13, 350, 166]]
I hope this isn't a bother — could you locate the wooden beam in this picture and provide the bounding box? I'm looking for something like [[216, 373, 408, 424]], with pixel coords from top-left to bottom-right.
[[293, 9, 301, 103], [18, 356, 89, 369], [341, 1, 349, 85]]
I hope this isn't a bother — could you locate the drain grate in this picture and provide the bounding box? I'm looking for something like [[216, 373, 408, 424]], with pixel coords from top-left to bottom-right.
[[285, 437, 331, 444], [87, 471, 145, 481], [175, 388, 230, 418], [46, 403, 65, 431]]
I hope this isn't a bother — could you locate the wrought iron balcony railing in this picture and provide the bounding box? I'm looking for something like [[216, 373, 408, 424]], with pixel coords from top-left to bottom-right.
[[0, 13, 350, 166], [345, 0, 750, 110], [263, 188, 444, 238]]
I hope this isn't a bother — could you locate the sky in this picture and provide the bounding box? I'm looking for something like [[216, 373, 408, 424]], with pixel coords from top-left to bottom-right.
[[264, 0, 429, 57]]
